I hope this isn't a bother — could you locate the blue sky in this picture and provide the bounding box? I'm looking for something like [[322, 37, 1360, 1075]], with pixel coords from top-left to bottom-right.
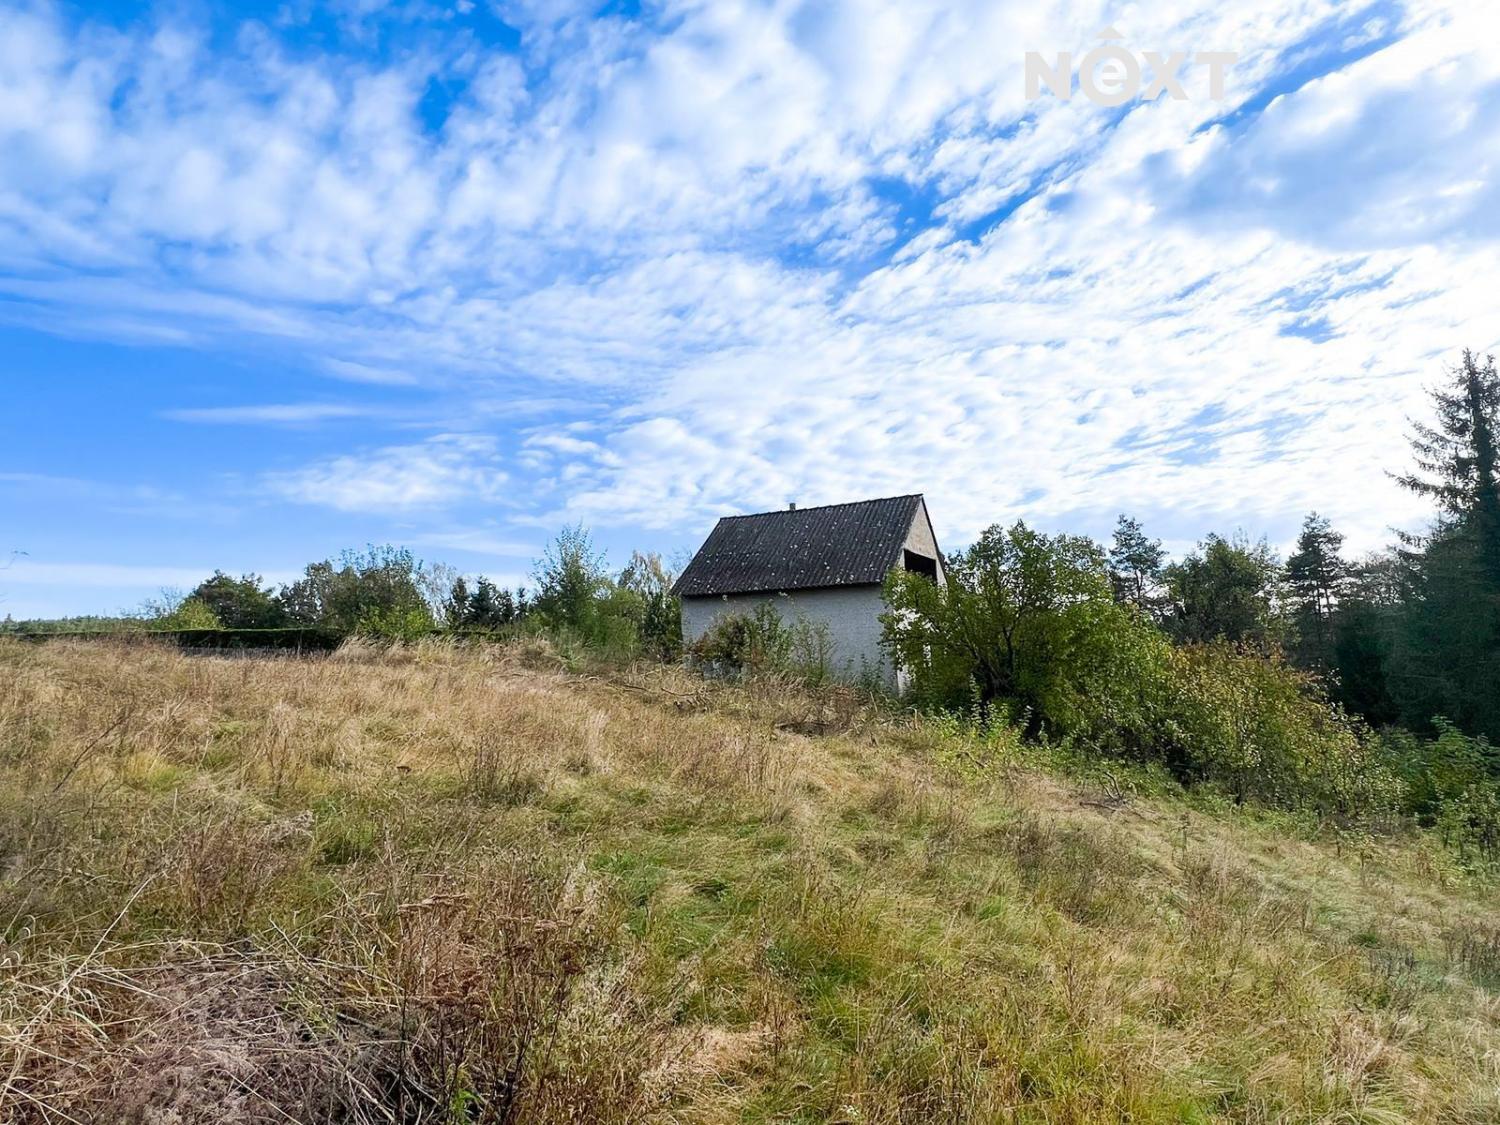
[[3, 0, 1499, 618]]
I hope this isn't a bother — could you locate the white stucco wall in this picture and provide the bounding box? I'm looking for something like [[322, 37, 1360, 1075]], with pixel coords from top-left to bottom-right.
[[681, 585, 894, 687]]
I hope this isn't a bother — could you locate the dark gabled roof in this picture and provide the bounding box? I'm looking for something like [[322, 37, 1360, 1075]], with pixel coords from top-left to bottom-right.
[[672, 494, 925, 597]]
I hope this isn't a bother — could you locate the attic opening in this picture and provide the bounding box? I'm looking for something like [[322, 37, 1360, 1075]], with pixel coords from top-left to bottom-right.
[[902, 549, 938, 581]]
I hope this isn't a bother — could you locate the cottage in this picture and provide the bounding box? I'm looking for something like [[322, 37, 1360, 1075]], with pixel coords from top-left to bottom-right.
[[672, 494, 945, 687]]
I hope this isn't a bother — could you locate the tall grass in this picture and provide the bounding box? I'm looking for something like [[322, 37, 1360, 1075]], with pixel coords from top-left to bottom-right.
[[0, 636, 1497, 1122]]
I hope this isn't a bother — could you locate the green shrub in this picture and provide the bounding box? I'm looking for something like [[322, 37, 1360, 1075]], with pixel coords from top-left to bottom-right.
[[1381, 721, 1500, 869], [882, 522, 1402, 823], [158, 596, 222, 630], [882, 521, 1177, 743], [689, 601, 836, 685], [1160, 643, 1402, 819]]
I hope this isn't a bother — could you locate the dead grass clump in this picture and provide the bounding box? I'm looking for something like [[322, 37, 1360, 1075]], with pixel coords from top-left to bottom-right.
[[96, 955, 364, 1125], [666, 730, 799, 813], [989, 813, 1141, 925], [0, 945, 375, 1125], [461, 728, 548, 806], [324, 857, 681, 1124], [1444, 921, 1500, 990], [508, 635, 569, 673], [155, 809, 310, 933]]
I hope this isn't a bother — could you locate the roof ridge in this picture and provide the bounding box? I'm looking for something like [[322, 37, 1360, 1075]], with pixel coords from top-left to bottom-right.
[[718, 493, 922, 520]]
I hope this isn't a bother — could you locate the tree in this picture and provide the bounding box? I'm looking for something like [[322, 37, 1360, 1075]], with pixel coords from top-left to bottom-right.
[[532, 526, 608, 635], [1396, 349, 1500, 580], [1329, 551, 1402, 727], [466, 577, 501, 627], [444, 576, 471, 628], [1107, 514, 1166, 617], [418, 561, 461, 624], [1389, 350, 1500, 741], [190, 572, 287, 629], [1164, 533, 1283, 649], [494, 585, 520, 626], [278, 546, 435, 639], [276, 561, 336, 626], [441, 575, 527, 630], [617, 551, 682, 658], [882, 521, 1168, 738], [1284, 513, 1349, 671], [470, 578, 523, 629]]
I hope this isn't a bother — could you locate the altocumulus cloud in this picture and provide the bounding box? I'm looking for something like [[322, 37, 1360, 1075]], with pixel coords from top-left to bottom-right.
[[2, 0, 1499, 559]]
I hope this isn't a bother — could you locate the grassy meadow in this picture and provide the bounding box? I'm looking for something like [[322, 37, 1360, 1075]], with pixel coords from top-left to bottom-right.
[[1, 637, 1498, 1123]]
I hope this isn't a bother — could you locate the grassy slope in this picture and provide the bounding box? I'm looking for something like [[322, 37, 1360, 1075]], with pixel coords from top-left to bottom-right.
[[0, 638, 1498, 1123]]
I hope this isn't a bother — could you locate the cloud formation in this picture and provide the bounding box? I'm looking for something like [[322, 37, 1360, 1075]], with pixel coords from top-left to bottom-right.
[[264, 433, 509, 511], [3, 0, 1499, 576]]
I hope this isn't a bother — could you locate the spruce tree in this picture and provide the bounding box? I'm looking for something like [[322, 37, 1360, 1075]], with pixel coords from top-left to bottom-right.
[[1391, 350, 1500, 741], [444, 576, 471, 628], [1397, 349, 1500, 577], [467, 578, 502, 628]]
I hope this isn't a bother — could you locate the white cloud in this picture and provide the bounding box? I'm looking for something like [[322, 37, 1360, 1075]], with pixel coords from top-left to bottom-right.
[[322, 358, 421, 386], [264, 433, 509, 511], [163, 403, 377, 424], [3, 0, 1499, 562], [410, 529, 537, 557]]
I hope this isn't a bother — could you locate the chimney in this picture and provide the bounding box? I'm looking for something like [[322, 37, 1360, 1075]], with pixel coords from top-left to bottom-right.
[[788, 501, 797, 511]]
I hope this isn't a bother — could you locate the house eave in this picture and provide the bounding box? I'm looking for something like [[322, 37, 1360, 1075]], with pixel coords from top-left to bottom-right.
[[679, 580, 888, 600]]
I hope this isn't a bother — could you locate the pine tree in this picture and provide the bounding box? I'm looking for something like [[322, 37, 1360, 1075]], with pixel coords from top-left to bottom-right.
[[444, 576, 471, 628], [494, 586, 517, 625], [1285, 513, 1348, 670], [467, 578, 502, 628], [1107, 515, 1166, 617]]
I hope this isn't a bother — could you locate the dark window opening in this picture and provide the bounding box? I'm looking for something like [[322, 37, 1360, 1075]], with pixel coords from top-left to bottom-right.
[[902, 549, 938, 581]]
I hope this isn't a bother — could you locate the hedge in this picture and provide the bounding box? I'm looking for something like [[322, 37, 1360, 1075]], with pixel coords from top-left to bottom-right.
[[10, 628, 346, 651]]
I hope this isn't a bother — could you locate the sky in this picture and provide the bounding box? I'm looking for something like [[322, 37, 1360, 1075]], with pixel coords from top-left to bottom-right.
[[3, 0, 1499, 618]]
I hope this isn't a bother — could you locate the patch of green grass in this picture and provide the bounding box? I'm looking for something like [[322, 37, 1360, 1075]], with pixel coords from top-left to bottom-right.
[[313, 797, 383, 865]]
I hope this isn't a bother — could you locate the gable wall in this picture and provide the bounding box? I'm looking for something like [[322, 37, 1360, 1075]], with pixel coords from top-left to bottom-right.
[[899, 500, 946, 585]]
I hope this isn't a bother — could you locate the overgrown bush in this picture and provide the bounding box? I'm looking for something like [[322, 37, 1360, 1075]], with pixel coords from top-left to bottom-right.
[[1381, 721, 1500, 868], [530, 530, 681, 660], [1160, 643, 1402, 819], [157, 596, 221, 630], [881, 521, 1176, 740], [689, 601, 836, 685], [883, 521, 1404, 822]]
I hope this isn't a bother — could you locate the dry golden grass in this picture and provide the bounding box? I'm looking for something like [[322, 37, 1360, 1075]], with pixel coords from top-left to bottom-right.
[[1, 635, 1498, 1123]]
